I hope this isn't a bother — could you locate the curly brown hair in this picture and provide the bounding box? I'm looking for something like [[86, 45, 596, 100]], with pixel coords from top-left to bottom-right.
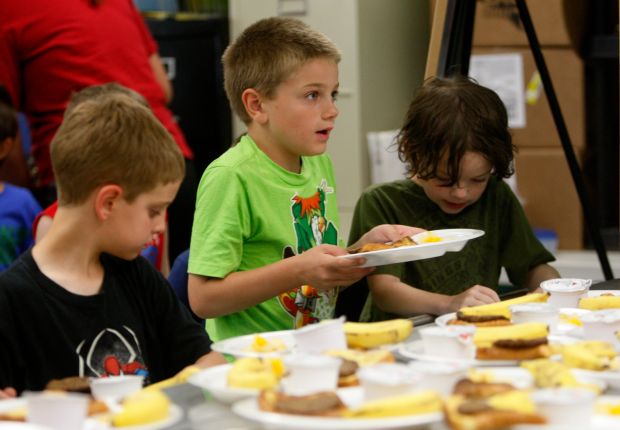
[[397, 76, 515, 185]]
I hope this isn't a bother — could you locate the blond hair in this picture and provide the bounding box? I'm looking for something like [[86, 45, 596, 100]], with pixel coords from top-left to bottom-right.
[[51, 92, 185, 204], [223, 17, 341, 124]]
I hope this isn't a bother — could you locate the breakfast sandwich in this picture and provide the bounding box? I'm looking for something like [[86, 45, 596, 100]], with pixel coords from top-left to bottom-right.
[[473, 322, 551, 361], [444, 379, 546, 430], [449, 293, 548, 327]]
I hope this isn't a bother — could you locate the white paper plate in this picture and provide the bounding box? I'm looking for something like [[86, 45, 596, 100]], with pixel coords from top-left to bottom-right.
[[231, 386, 442, 430], [188, 363, 259, 404], [572, 368, 620, 390], [338, 229, 485, 268], [211, 330, 296, 358], [398, 339, 518, 366], [0, 425, 52, 430], [512, 395, 620, 429]]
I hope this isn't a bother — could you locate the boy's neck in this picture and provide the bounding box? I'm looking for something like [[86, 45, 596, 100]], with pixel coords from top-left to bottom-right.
[[247, 129, 302, 173], [32, 206, 105, 296]]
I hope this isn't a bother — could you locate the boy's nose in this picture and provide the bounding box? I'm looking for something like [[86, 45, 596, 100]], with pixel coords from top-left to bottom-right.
[[450, 184, 468, 198], [323, 101, 339, 119]]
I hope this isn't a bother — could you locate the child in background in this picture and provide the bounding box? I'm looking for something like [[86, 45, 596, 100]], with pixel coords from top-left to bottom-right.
[[0, 85, 41, 271], [0, 89, 223, 396], [31, 83, 170, 276], [344, 76, 560, 322], [188, 17, 419, 342]]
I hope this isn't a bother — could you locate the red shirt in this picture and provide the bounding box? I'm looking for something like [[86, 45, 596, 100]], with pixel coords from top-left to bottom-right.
[[0, 0, 193, 187]]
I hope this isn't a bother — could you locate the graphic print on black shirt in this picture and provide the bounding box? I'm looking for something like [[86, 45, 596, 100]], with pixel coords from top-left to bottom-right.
[[76, 325, 149, 383]]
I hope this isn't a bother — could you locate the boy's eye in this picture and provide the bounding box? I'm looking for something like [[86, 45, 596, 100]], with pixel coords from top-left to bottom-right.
[[149, 209, 162, 217], [331, 91, 339, 101], [305, 91, 318, 100]]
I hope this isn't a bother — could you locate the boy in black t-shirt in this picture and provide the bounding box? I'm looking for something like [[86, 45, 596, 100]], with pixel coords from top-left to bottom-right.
[[0, 87, 224, 396]]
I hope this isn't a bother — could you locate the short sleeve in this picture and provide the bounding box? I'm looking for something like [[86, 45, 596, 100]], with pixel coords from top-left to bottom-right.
[[189, 167, 250, 279]]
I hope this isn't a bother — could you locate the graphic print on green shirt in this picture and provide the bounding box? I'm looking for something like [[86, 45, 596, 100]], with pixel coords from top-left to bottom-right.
[[278, 179, 339, 328]]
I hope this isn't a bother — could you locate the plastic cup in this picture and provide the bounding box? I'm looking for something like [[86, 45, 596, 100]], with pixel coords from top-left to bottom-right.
[[511, 303, 559, 334], [580, 309, 620, 349], [407, 361, 469, 396], [27, 391, 89, 430], [89, 374, 144, 402], [418, 325, 475, 359], [532, 388, 596, 426], [280, 354, 341, 396], [540, 278, 592, 309], [293, 317, 347, 354], [357, 363, 420, 401]]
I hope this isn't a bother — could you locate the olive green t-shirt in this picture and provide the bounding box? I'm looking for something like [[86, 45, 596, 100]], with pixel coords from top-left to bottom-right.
[[348, 178, 554, 321], [189, 135, 343, 341]]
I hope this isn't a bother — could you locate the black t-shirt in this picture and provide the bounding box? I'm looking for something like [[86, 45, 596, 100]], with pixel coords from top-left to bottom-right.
[[0, 250, 211, 392]]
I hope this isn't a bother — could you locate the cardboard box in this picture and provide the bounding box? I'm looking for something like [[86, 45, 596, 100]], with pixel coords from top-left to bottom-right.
[[472, 0, 587, 50], [471, 47, 584, 149], [514, 147, 584, 249]]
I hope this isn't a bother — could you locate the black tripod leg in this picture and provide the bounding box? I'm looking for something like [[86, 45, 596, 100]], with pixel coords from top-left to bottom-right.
[[515, 0, 614, 281]]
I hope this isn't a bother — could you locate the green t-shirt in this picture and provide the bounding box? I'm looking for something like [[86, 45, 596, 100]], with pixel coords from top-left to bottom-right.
[[348, 178, 554, 321], [189, 135, 342, 341]]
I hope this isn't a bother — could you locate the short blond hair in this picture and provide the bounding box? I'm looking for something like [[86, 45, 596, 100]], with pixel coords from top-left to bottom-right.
[[51, 92, 185, 204], [223, 17, 341, 124]]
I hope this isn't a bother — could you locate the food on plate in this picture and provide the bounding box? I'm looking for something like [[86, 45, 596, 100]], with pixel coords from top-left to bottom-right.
[[246, 334, 288, 353], [325, 348, 396, 386], [0, 391, 108, 422], [45, 375, 91, 393], [561, 340, 620, 371], [578, 294, 620, 310], [473, 322, 551, 360], [450, 293, 548, 327], [521, 358, 602, 393], [350, 236, 416, 254], [43, 377, 110, 415], [336, 359, 360, 387], [258, 389, 346, 416], [596, 399, 620, 415], [343, 390, 442, 419], [112, 389, 171, 427], [343, 319, 413, 349], [416, 232, 443, 243], [227, 357, 285, 389], [444, 379, 546, 430], [144, 365, 200, 392], [0, 404, 27, 422]]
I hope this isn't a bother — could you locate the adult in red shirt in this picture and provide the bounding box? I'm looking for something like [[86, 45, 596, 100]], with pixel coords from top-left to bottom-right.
[[0, 0, 197, 261]]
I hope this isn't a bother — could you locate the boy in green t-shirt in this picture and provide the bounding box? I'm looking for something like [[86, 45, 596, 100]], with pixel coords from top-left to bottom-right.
[[188, 17, 418, 341], [344, 76, 560, 321]]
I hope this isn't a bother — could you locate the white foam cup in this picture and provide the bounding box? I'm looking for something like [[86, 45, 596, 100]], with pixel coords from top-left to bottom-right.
[[27, 391, 89, 430], [280, 354, 342, 396]]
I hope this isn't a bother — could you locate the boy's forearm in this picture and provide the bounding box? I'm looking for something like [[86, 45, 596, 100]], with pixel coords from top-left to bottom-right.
[[369, 274, 450, 316], [188, 257, 307, 318], [525, 263, 561, 292]]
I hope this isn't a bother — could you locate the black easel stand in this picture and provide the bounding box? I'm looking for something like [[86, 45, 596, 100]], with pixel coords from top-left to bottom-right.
[[440, 0, 614, 282]]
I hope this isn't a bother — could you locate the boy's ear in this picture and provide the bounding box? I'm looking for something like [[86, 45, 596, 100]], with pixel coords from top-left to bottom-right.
[[0, 137, 15, 161], [94, 184, 124, 220], [241, 88, 268, 124]]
